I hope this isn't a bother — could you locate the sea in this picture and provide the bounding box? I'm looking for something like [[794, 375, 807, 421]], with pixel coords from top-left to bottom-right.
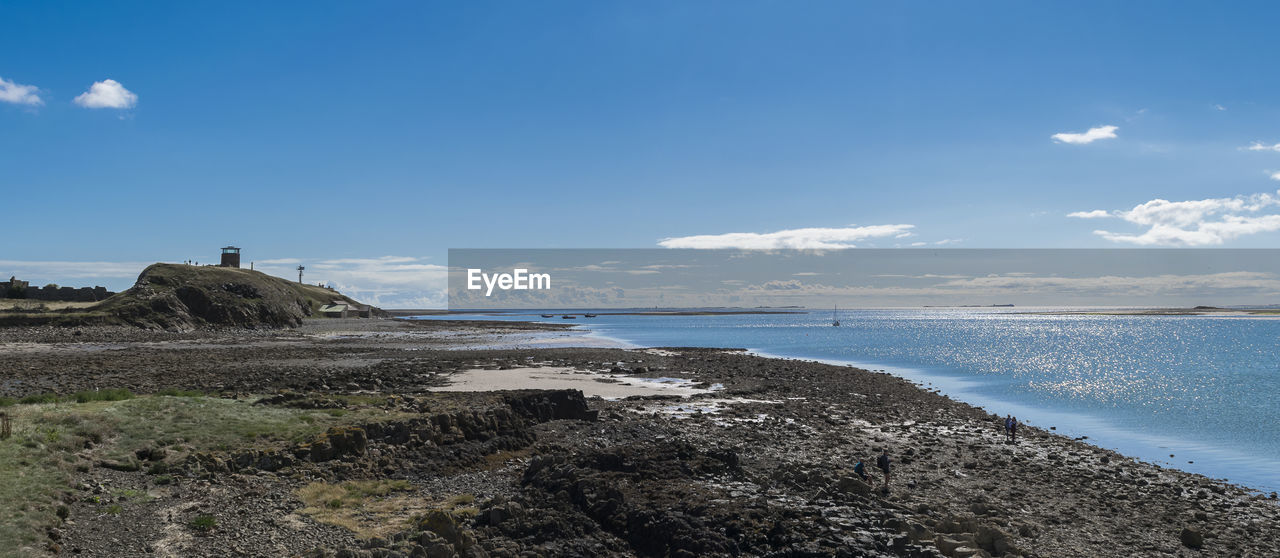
[[410, 308, 1280, 493]]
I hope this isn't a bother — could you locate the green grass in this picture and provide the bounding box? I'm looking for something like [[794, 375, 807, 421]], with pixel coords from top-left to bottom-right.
[[443, 493, 475, 507], [90, 395, 402, 461], [154, 388, 204, 398], [189, 514, 217, 533], [9, 389, 134, 406], [17, 394, 59, 405], [0, 394, 411, 557], [0, 408, 98, 554], [71, 389, 133, 403], [115, 488, 147, 501], [295, 482, 482, 539], [296, 479, 420, 538]]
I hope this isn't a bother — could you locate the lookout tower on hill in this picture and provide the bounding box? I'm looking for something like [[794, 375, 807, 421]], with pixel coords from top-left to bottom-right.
[[220, 246, 241, 268]]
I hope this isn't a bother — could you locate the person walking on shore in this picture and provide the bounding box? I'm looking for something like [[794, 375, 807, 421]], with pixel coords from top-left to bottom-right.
[[1004, 414, 1013, 442], [877, 449, 891, 487], [1010, 416, 1019, 443]]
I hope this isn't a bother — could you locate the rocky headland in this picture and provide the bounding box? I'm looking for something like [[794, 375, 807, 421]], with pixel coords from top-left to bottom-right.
[[0, 263, 381, 331]]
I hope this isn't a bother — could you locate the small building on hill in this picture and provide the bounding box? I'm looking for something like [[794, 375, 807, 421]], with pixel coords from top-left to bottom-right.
[[318, 302, 372, 318], [220, 246, 241, 268]]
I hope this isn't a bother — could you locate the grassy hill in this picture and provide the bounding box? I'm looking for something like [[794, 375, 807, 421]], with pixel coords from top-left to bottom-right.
[[0, 263, 379, 330]]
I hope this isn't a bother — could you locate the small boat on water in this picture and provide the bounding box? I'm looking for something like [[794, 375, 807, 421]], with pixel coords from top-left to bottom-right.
[[562, 315, 576, 319], [832, 305, 840, 327], [584, 314, 597, 318], [540, 314, 555, 318]]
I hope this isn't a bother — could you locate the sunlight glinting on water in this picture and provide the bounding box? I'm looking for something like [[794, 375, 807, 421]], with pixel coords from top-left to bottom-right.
[[418, 309, 1280, 491]]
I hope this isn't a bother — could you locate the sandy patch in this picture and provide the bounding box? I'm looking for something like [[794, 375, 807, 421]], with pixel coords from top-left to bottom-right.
[[429, 366, 713, 399], [642, 349, 682, 357]]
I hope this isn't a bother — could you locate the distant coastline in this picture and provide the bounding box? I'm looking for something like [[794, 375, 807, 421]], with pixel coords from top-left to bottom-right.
[[385, 309, 808, 317], [1025, 306, 1280, 317]]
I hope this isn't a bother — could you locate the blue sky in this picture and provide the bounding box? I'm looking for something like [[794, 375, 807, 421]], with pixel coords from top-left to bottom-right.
[[6, 2, 1280, 306]]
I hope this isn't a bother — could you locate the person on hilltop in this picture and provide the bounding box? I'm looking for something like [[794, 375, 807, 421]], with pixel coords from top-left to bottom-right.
[[1004, 414, 1013, 442], [1010, 416, 1019, 443], [876, 449, 892, 487]]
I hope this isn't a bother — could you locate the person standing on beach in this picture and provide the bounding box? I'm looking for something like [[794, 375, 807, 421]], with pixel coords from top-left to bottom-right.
[[1010, 416, 1019, 443], [877, 449, 891, 486], [1004, 414, 1013, 442]]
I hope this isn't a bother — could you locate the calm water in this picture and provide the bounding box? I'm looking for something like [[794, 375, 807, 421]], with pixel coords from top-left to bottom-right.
[[417, 309, 1280, 492]]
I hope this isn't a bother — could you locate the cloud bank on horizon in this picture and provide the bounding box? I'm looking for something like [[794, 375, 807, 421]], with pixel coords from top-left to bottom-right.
[[1069, 190, 1280, 246], [657, 224, 915, 249]]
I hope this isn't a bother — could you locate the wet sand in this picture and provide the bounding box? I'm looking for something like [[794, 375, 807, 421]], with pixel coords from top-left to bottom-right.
[[429, 366, 716, 399]]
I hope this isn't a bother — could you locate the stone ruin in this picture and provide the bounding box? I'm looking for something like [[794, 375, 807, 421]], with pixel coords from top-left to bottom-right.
[[0, 276, 113, 302]]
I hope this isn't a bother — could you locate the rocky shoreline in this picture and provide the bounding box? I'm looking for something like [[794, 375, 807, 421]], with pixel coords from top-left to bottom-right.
[[1, 318, 1277, 557]]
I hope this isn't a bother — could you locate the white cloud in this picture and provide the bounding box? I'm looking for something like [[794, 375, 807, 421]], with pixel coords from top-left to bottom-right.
[[1271, 172, 1280, 182], [1245, 142, 1280, 152], [250, 255, 448, 308], [0, 76, 42, 106], [1067, 209, 1111, 219], [908, 238, 961, 247], [0, 260, 148, 282], [1214, 104, 1227, 111], [73, 79, 138, 109], [1080, 190, 1280, 246], [750, 279, 805, 291], [640, 264, 696, 270], [1051, 125, 1118, 145], [315, 256, 418, 265], [657, 224, 915, 250]]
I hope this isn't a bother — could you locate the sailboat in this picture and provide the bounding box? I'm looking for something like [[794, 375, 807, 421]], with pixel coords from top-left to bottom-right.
[[832, 305, 840, 327]]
